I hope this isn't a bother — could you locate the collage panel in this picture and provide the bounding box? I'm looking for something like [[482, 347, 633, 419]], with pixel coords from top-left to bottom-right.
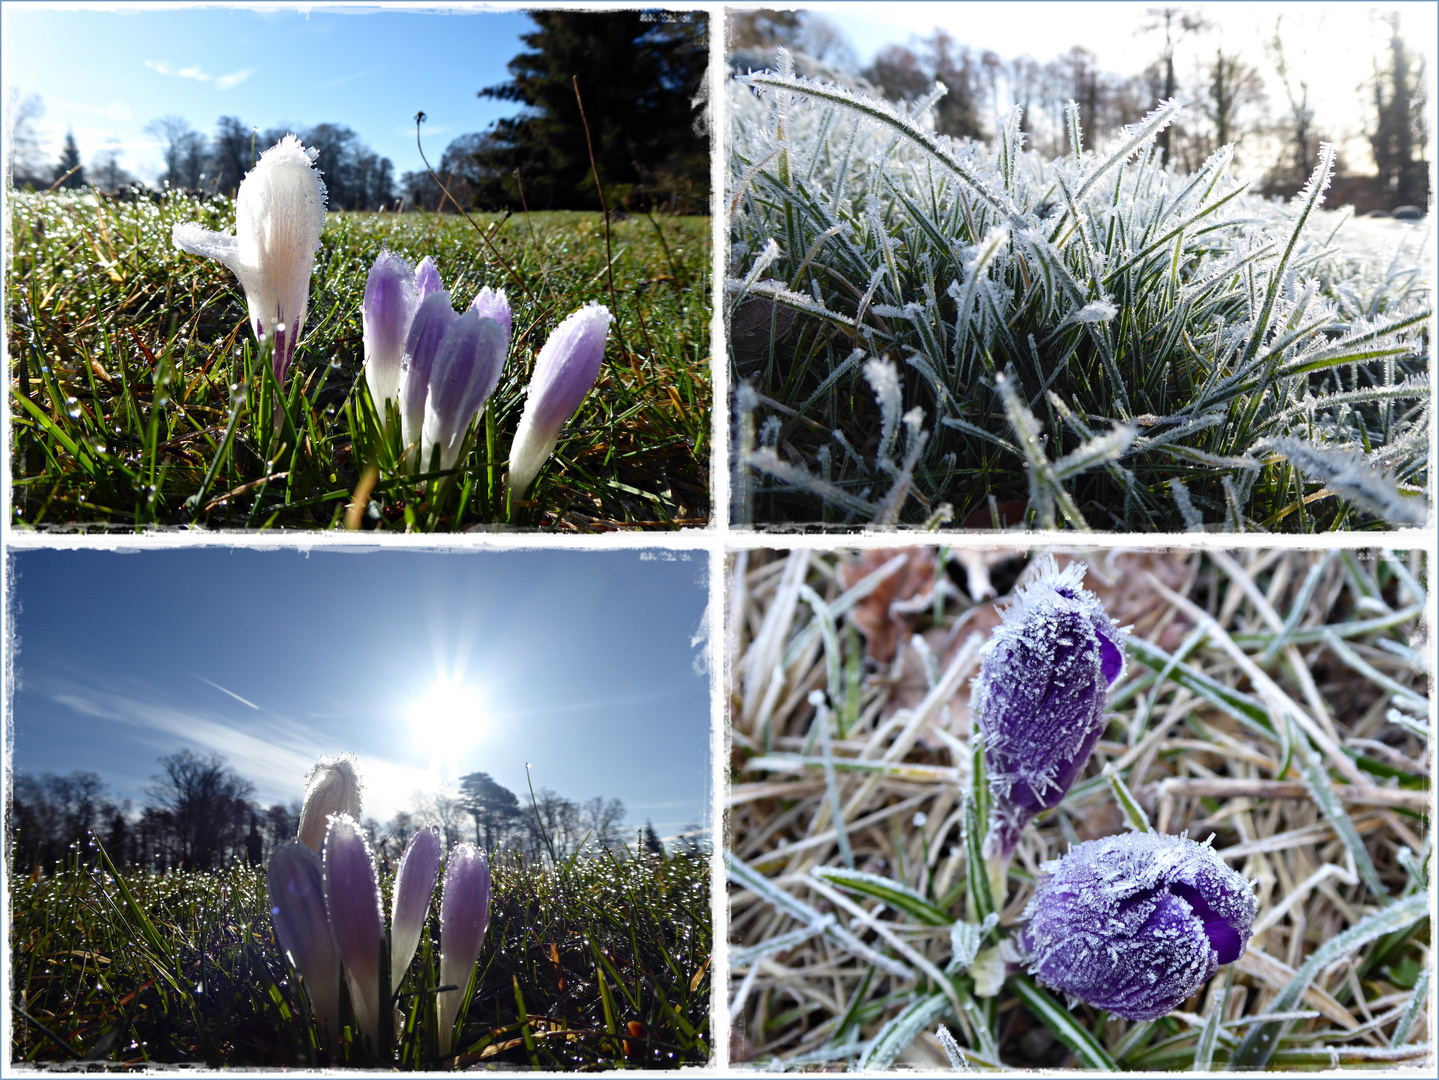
[[7, 545, 712, 1066], [726, 5, 1432, 531], [6, 6, 711, 532], [726, 545, 1430, 1068]]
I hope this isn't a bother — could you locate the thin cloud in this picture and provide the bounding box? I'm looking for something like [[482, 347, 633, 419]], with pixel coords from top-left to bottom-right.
[[144, 59, 253, 91]]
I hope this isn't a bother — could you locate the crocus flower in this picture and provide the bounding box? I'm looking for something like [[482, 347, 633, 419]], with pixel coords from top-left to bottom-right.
[[507, 302, 612, 497], [324, 814, 384, 1049], [390, 825, 441, 991], [172, 135, 327, 384], [359, 252, 512, 473], [268, 842, 341, 1041], [971, 555, 1126, 858], [296, 753, 362, 854], [437, 843, 492, 1057], [1017, 832, 1257, 1021], [362, 251, 419, 422]]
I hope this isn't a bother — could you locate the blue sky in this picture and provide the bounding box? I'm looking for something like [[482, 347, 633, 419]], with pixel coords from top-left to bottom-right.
[[3, 4, 538, 183], [9, 547, 711, 841]]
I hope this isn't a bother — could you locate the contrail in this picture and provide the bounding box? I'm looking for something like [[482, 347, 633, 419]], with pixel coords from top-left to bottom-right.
[[193, 674, 260, 710]]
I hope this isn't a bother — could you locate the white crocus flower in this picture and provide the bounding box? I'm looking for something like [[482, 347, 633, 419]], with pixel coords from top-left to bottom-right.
[[172, 135, 327, 384]]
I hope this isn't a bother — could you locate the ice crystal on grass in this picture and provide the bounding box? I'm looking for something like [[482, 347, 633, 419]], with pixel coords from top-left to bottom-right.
[[1018, 832, 1257, 1021], [728, 57, 1431, 530], [972, 555, 1125, 857]]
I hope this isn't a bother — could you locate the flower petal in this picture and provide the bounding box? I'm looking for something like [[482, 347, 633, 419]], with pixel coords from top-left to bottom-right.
[[323, 814, 384, 1049], [296, 754, 362, 854], [399, 290, 457, 462], [438, 843, 491, 1057], [390, 826, 441, 991], [420, 312, 508, 471], [363, 250, 418, 421], [267, 842, 341, 1041]]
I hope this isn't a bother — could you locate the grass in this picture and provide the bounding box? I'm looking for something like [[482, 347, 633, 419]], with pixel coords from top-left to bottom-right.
[[8, 188, 711, 531], [9, 841, 711, 1068], [726, 547, 1430, 1069], [727, 63, 1430, 530]]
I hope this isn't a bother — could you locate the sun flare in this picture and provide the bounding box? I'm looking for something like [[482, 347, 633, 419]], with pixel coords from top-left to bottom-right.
[[407, 679, 486, 760]]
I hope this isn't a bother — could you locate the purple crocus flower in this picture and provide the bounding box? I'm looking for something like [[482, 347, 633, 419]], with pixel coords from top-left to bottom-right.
[[414, 256, 443, 305], [437, 843, 492, 1057], [362, 251, 419, 423], [172, 135, 327, 385], [1018, 832, 1257, 1021], [398, 291, 458, 459], [390, 825, 442, 991], [507, 302, 612, 497], [421, 312, 508, 471], [267, 842, 341, 1042], [323, 814, 384, 1050], [971, 555, 1126, 857], [296, 753, 362, 855]]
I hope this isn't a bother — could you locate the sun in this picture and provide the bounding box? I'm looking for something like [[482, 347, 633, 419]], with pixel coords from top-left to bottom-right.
[[407, 679, 486, 761]]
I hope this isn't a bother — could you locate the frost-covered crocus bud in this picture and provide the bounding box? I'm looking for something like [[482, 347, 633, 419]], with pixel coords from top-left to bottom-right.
[[420, 311, 509, 471], [296, 753, 363, 854], [172, 135, 327, 384], [1018, 832, 1257, 1021], [971, 555, 1125, 858], [323, 814, 384, 1049], [390, 826, 441, 991], [507, 303, 612, 496], [362, 250, 418, 422], [437, 843, 492, 1057], [267, 842, 341, 1041], [414, 256, 443, 305]]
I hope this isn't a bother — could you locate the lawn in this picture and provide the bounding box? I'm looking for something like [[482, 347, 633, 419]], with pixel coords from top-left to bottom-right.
[[10, 842, 712, 1068], [8, 190, 711, 531]]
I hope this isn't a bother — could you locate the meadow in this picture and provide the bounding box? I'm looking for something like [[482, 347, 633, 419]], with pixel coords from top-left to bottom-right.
[[728, 63, 1430, 530], [10, 840, 711, 1068], [8, 190, 711, 531], [727, 547, 1429, 1069]]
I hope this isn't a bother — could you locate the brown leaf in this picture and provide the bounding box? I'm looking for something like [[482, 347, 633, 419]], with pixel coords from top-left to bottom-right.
[[836, 549, 939, 664]]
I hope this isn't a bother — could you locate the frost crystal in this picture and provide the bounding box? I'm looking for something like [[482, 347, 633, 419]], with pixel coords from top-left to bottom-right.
[[1018, 832, 1257, 1021], [971, 556, 1125, 857]]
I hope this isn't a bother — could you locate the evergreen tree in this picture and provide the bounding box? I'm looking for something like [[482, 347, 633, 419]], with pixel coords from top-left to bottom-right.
[[642, 820, 664, 856], [471, 10, 708, 211], [1369, 13, 1428, 207], [458, 771, 520, 850], [53, 129, 84, 188]]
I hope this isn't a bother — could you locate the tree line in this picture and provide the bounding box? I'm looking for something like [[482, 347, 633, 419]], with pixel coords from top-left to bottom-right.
[[8, 750, 695, 876], [731, 8, 1428, 211], [7, 10, 709, 214]]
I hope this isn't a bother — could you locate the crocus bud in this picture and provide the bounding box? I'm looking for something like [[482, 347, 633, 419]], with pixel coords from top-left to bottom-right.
[[390, 826, 441, 991], [362, 250, 418, 423], [420, 312, 509, 471], [399, 291, 458, 462], [437, 843, 492, 1057], [470, 287, 512, 350], [323, 814, 384, 1050], [296, 754, 363, 854], [173, 135, 327, 384], [971, 556, 1125, 857], [507, 303, 612, 497], [1018, 832, 1257, 1021], [267, 842, 341, 1041]]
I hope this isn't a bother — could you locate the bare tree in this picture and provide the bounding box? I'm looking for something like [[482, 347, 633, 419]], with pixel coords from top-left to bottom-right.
[[145, 115, 196, 189], [147, 750, 255, 870], [6, 88, 48, 186], [581, 796, 627, 853]]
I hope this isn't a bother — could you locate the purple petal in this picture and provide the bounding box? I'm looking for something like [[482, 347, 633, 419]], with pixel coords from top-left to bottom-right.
[[390, 826, 441, 991], [414, 256, 443, 304], [506, 303, 611, 495], [420, 313, 508, 471], [267, 843, 341, 1041], [437, 843, 491, 1057], [363, 250, 418, 418], [399, 290, 457, 458], [1018, 832, 1257, 1021], [470, 287, 513, 349], [323, 814, 384, 1049]]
